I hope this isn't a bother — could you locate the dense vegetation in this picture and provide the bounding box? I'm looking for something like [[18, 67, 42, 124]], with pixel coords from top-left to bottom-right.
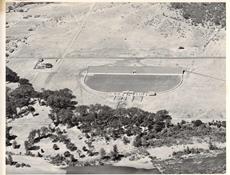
[[6, 67, 19, 82], [171, 3, 226, 27], [47, 103, 225, 147]]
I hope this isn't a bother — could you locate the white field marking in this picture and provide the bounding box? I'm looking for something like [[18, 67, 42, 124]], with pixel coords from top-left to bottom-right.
[[87, 73, 183, 76]]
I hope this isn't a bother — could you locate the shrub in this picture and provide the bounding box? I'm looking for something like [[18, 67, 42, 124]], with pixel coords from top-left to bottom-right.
[[53, 144, 59, 150]]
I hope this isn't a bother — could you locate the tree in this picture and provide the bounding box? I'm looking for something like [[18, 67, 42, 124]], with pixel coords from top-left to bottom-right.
[[155, 110, 171, 123], [64, 151, 71, 157], [6, 126, 13, 146], [133, 135, 142, 147], [6, 93, 17, 119], [100, 148, 106, 158], [70, 154, 78, 162], [24, 140, 31, 152], [193, 120, 203, 127], [41, 126, 49, 137], [18, 78, 31, 85], [8, 154, 13, 165], [45, 88, 77, 110], [10, 84, 36, 108], [37, 152, 42, 157], [111, 145, 119, 160], [122, 136, 130, 144], [28, 106, 35, 115], [12, 140, 18, 149], [53, 144, 59, 150], [56, 108, 74, 126], [154, 121, 165, 132], [28, 129, 37, 144], [6, 67, 19, 82], [66, 142, 77, 151]]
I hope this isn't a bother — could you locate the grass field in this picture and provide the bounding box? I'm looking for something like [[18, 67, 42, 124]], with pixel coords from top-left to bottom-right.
[[85, 74, 182, 92]]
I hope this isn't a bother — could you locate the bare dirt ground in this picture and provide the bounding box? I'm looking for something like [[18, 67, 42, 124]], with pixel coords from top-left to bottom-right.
[[5, 2, 226, 173]]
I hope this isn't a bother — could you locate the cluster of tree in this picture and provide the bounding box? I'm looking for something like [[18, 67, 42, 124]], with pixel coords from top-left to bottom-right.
[[50, 131, 78, 152], [45, 101, 226, 148], [48, 104, 172, 141], [37, 88, 77, 127], [7, 68, 77, 120], [172, 146, 204, 158], [50, 153, 78, 166], [24, 125, 78, 157], [6, 77, 38, 119], [38, 88, 77, 110], [24, 126, 51, 154], [171, 3, 226, 27], [208, 120, 226, 128]]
